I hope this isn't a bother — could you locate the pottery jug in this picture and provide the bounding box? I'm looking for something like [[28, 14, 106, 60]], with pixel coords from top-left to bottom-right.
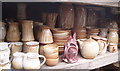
[[91, 36, 109, 55], [0, 22, 6, 42], [108, 29, 118, 44], [6, 22, 20, 42], [39, 26, 53, 44], [21, 20, 34, 41], [77, 38, 99, 59], [0, 42, 10, 65], [12, 52, 24, 69], [23, 53, 46, 69]]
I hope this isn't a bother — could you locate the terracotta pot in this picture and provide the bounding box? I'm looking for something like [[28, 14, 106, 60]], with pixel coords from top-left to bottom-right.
[[6, 22, 20, 42], [0, 22, 6, 42], [108, 29, 119, 44], [21, 20, 34, 41], [46, 58, 59, 66], [23, 41, 39, 53], [39, 26, 53, 44]]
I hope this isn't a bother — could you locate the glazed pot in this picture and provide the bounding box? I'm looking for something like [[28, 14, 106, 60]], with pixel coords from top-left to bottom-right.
[[108, 29, 119, 44], [39, 26, 53, 44], [43, 44, 58, 54], [46, 58, 59, 66], [23, 41, 39, 53], [77, 38, 99, 59], [6, 22, 20, 42], [12, 52, 24, 69], [108, 43, 118, 53], [91, 36, 108, 55], [0, 22, 6, 42], [21, 20, 34, 41], [23, 53, 46, 69], [9, 42, 23, 56]]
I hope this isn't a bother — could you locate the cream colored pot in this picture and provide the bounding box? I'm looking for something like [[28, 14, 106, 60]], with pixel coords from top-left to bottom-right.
[[77, 39, 99, 59], [12, 52, 24, 69], [23, 53, 46, 69]]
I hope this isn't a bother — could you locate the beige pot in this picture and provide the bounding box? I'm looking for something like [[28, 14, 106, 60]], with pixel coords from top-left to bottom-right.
[[23, 53, 46, 69], [12, 52, 24, 69], [6, 22, 20, 42], [21, 20, 34, 41], [23, 41, 39, 53], [39, 26, 53, 44], [77, 38, 99, 59], [44, 52, 58, 59], [46, 58, 59, 66]]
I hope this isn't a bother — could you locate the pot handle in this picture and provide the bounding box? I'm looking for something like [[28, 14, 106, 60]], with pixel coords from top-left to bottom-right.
[[39, 55, 46, 66]]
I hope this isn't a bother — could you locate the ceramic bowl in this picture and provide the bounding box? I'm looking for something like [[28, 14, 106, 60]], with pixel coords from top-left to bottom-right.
[[44, 52, 58, 59], [43, 44, 58, 54], [46, 58, 59, 66]]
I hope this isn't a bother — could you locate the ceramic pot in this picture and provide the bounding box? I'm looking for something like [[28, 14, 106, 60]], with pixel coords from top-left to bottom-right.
[[23, 53, 46, 69], [21, 20, 34, 41], [39, 26, 53, 44], [0, 22, 6, 42], [9, 42, 23, 56], [23, 41, 39, 53], [108, 29, 119, 44], [43, 44, 58, 54], [12, 52, 24, 69], [0, 62, 11, 69], [77, 38, 99, 59], [0, 42, 10, 65], [46, 58, 59, 66], [6, 22, 20, 42], [108, 43, 118, 53], [44, 52, 58, 59]]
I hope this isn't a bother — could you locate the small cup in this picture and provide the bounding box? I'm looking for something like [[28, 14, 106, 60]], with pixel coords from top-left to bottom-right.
[[108, 43, 118, 53], [46, 58, 59, 66], [44, 52, 58, 59], [23, 41, 39, 53]]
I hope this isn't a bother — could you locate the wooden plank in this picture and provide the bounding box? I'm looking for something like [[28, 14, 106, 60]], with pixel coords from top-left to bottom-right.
[[41, 49, 120, 69], [1, 0, 119, 7]]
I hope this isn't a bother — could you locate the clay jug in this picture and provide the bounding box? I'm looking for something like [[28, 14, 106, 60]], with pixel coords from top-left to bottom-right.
[[6, 22, 20, 42], [0, 22, 6, 42], [21, 20, 34, 41], [23, 53, 46, 69], [77, 38, 99, 59]]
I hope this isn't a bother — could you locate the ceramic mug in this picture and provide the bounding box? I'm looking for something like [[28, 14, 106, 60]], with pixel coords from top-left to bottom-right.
[[9, 42, 23, 56], [108, 43, 118, 53], [23, 41, 39, 53]]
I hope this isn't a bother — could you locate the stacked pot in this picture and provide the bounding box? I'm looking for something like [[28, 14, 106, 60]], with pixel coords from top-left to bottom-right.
[[87, 28, 100, 38], [43, 44, 59, 66], [52, 28, 71, 55]]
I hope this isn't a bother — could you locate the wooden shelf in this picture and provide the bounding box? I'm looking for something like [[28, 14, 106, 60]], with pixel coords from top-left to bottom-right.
[[1, 0, 120, 7], [41, 49, 120, 69]]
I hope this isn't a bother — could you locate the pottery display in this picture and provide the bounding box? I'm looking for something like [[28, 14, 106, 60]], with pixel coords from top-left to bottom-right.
[[12, 52, 24, 69], [77, 38, 99, 59], [108, 29, 119, 44], [0, 22, 6, 42], [21, 20, 34, 41], [108, 43, 118, 53], [23, 41, 39, 53], [9, 42, 23, 56], [6, 22, 20, 42], [23, 53, 46, 69], [39, 26, 53, 44], [99, 28, 108, 38]]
